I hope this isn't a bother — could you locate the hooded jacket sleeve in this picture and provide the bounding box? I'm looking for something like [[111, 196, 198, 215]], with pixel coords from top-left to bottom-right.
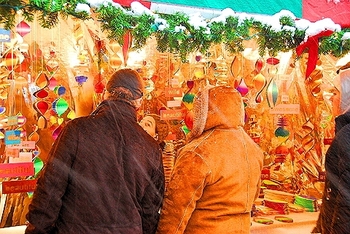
[[26, 121, 78, 234], [156, 151, 210, 234]]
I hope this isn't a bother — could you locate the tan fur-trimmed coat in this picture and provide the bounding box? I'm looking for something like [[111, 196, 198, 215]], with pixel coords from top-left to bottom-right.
[[156, 86, 264, 234]]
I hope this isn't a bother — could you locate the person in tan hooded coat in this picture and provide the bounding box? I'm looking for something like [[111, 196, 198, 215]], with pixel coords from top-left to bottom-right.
[[156, 85, 264, 234]]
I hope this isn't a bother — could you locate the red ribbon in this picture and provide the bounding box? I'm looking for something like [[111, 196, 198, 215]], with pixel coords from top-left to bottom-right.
[[112, 1, 150, 67], [112, 0, 151, 8], [296, 30, 334, 79]]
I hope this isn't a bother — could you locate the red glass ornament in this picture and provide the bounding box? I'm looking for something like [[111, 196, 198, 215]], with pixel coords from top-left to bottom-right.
[[187, 80, 194, 89], [16, 21, 31, 37], [94, 73, 105, 93], [95, 82, 105, 94], [3, 52, 19, 70], [266, 57, 280, 65], [33, 89, 49, 99], [34, 101, 49, 116], [255, 58, 264, 73], [122, 31, 132, 66]]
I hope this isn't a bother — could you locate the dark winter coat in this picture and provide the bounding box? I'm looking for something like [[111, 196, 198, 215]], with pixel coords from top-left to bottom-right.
[[25, 100, 165, 234], [313, 111, 350, 234]]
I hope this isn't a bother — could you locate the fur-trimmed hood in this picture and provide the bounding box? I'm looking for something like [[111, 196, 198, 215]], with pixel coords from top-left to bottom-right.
[[188, 85, 245, 140]]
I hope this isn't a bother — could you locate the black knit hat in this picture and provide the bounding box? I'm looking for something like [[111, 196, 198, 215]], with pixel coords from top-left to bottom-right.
[[106, 68, 144, 100]]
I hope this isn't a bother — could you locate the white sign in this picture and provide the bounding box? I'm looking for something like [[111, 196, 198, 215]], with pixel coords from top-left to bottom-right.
[[269, 104, 300, 115]]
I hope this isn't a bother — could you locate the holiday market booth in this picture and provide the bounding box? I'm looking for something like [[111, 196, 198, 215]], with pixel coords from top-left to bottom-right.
[[0, 0, 350, 233]]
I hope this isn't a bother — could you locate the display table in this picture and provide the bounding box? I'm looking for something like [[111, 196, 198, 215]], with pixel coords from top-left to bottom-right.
[[0, 212, 319, 233], [251, 211, 319, 234]]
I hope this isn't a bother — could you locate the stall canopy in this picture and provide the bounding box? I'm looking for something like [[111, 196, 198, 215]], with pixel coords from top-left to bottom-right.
[[151, 0, 302, 18], [117, 0, 350, 28]]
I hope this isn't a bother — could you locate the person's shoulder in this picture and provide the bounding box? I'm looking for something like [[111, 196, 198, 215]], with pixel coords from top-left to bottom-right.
[[335, 124, 350, 140], [63, 115, 97, 131]]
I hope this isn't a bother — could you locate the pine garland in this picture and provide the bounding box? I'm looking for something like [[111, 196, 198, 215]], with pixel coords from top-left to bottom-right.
[[1, 0, 350, 60]]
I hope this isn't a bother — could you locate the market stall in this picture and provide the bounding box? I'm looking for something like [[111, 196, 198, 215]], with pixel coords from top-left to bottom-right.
[[0, 0, 349, 231]]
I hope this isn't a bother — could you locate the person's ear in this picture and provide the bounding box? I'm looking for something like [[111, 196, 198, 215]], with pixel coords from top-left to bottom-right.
[[134, 98, 143, 109]]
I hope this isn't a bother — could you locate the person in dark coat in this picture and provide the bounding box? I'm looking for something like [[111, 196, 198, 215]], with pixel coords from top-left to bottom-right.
[[313, 69, 350, 234], [25, 68, 165, 234]]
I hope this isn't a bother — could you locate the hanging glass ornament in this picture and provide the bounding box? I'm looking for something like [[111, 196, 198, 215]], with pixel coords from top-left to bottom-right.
[[93, 73, 105, 94], [122, 31, 132, 67], [52, 124, 63, 140], [0, 106, 6, 115], [253, 73, 267, 103], [109, 40, 121, 53], [66, 109, 76, 120], [33, 89, 49, 99], [110, 54, 122, 69], [266, 57, 280, 66], [33, 156, 44, 178], [95, 39, 106, 53], [34, 100, 49, 116], [194, 64, 205, 79], [0, 87, 8, 99], [37, 115, 46, 129], [77, 49, 89, 64], [17, 112, 26, 127], [57, 117, 64, 125], [16, 20, 31, 37], [236, 78, 249, 97], [266, 57, 280, 75], [28, 125, 40, 142], [275, 144, 289, 163], [182, 80, 195, 110], [45, 54, 59, 74], [274, 116, 290, 140], [230, 54, 242, 79], [266, 78, 279, 108], [2, 52, 19, 71], [35, 72, 49, 89], [52, 97, 68, 117], [54, 85, 66, 96], [49, 115, 57, 125], [75, 75, 88, 86], [32, 147, 40, 158], [48, 77, 58, 90], [255, 57, 265, 73], [184, 110, 194, 130], [181, 125, 190, 135]]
